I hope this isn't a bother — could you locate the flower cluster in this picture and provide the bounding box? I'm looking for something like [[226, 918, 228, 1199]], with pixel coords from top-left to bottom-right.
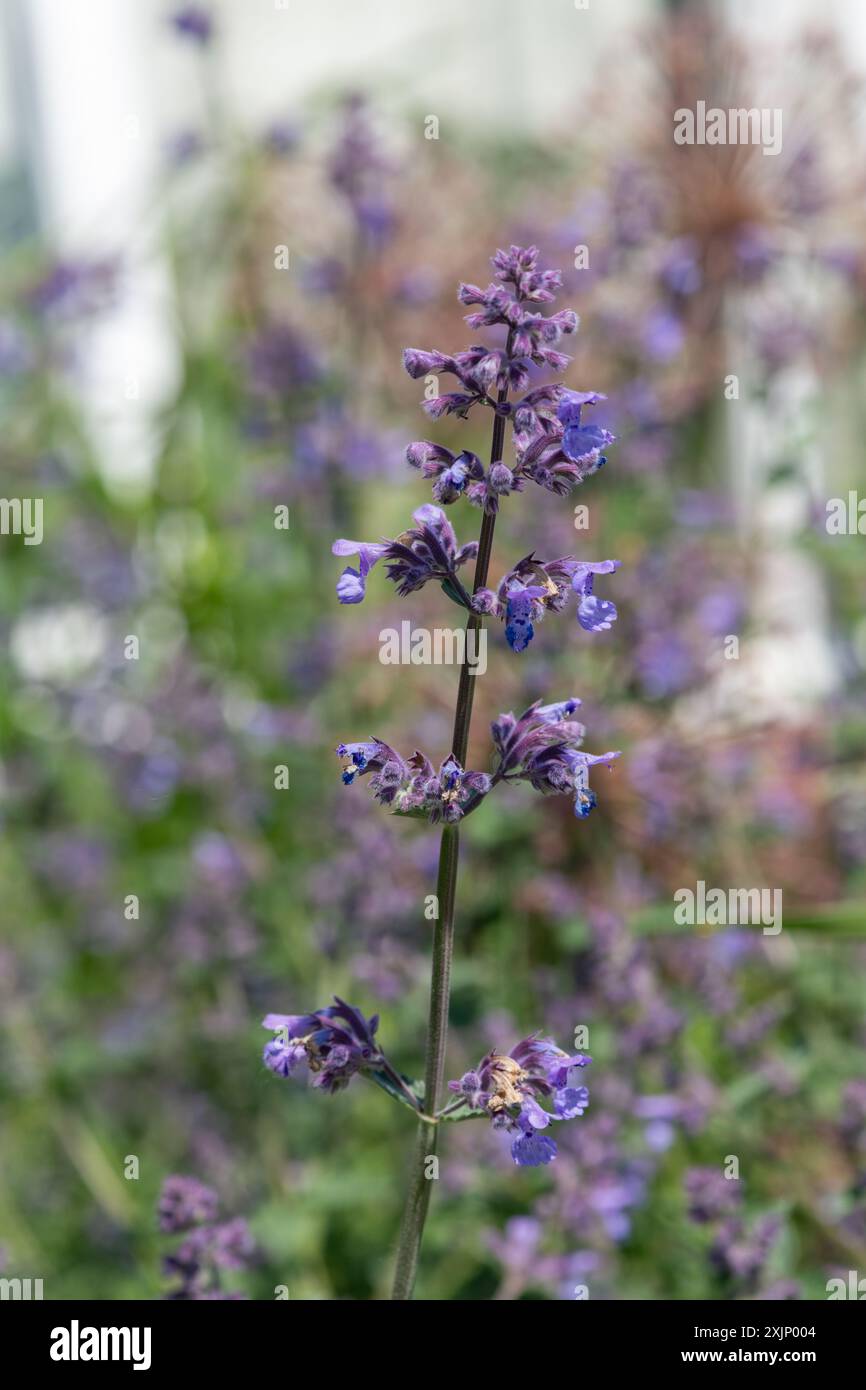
[[269, 247, 621, 1225], [491, 698, 620, 818], [448, 1036, 592, 1166], [684, 1166, 743, 1223], [336, 245, 619, 640], [262, 997, 385, 1092], [474, 556, 620, 651], [333, 504, 476, 607], [158, 1174, 219, 1233], [327, 94, 395, 250], [158, 1176, 253, 1300], [336, 742, 491, 823]]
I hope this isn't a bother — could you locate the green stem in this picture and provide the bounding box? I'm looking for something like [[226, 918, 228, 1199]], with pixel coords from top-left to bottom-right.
[[390, 381, 509, 1300]]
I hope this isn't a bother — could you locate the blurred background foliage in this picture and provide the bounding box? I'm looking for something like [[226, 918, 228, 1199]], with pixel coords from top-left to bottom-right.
[[0, 2, 865, 1300]]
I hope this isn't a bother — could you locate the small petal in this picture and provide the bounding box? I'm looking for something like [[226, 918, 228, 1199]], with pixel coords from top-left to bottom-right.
[[511, 1132, 558, 1167], [577, 595, 618, 631]]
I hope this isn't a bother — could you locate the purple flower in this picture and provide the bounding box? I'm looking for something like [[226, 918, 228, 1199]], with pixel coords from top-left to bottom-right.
[[557, 390, 616, 466], [572, 560, 620, 632], [406, 441, 523, 515], [170, 6, 213, 45], [262, 120, 299, 156], [508, 386, 615, 496], [158, 1176, 253, 1301], [332, 505, 476, 607], [685, 1167, 743, 1224], [331, 542, 388, 604], [711, 1215, 781, 1287], [26, 258, 117, 319], [245, 323, 320, 397], [403, 247, 582, 427], [335, 742, 491, 823], [261, 998, 383, 1093], [165, 129, 205, 167], [490, 697, 620, 819], [511, 1132, 558, 1167], [328, 96, 395, 247], [157, 1175, 219, 1234], [448, 1034, 592, 1167], [475, 555, 620, 651]]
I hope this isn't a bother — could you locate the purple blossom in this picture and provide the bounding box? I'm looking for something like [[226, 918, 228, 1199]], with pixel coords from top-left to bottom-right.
[[157, 1175, 253, 1301], [170, 6, 213, 44], [403, 246, 584, 427], [511, 386, 615, 496], [332, 505, 477, 607], [448, 1035, 592, 1167], [328, 95, 395, 248], [245, 323, 320, 397], [406, 440, 523, 514], [557, 390, 616, 467], [157, 1175, 219, 1233], [711, 1215, 781, 1287], [685, 1167, 743, 1223], [26, 258, 117, 320], [335, 742, 491, 823], [262, 997, 383, 1093], [474, 555, 620, 651], [165, 129, 205, 166], [490, 697, 620, 819], [262, 119, 300, 156]]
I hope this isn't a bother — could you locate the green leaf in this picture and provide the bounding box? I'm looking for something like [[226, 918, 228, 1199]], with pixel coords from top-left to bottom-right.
[[368, 1069, 424, 1111]]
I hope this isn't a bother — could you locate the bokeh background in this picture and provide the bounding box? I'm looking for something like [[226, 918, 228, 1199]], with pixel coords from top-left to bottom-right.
[[1, 0, 865, 1300]]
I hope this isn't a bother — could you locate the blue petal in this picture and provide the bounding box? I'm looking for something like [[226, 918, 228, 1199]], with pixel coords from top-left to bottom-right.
[[511, 1132, 558, 1167], [336, 566, 366, 604], [577, 596, 617, 632], [563, 423, 612, 463]]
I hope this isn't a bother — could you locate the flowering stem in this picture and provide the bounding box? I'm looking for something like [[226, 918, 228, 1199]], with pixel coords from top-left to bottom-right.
[[391, 385, 508, 1300]]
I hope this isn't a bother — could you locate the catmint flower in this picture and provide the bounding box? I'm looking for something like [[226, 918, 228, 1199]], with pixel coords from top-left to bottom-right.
[[474, 556, 620, 651], [332, 505, 477, 607], [448, 1035, 592, 1167], [571, 560, 620, 631], [262, 119, 300, 157], [406, 442, 522, 515], [328, 95, 395, 249], [557, 390, 616, 465], [170, 6, 213, 44], [335, 741, 490, 822], [405, 247, 580, 417], [262, 998, 384, 1093], [245, 323, 320, 396], [26, 258, 117, 320], [710, 1215, 781, 1286], [405, 441, 486, 504], [158, 1175, 252, 1301], [685, 1167, 743, 1224], [513, 388, 615, 495], [158, 1175, 219, 1233], [490, 698, 620, 818]]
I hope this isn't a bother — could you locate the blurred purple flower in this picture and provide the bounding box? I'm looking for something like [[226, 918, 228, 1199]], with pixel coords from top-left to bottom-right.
[[170, 6, 213, 45]]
